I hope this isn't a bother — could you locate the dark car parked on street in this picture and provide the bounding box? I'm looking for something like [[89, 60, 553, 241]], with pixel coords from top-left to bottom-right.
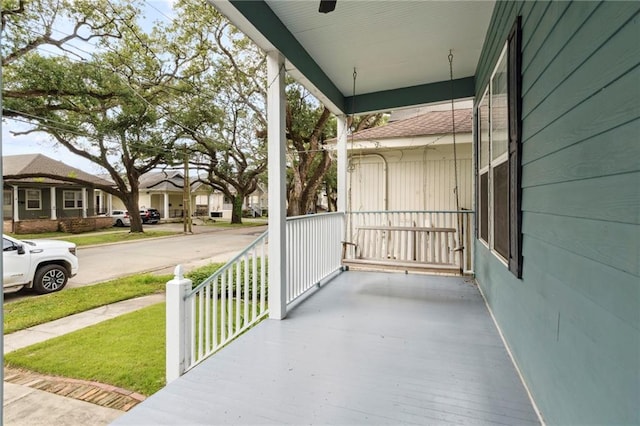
[[140, 208, 161, 224]]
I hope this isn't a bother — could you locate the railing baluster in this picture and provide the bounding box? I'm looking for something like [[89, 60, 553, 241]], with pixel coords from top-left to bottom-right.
[[227, 267, 233, 340], [235, 261, 241, 333], [260, 240, 266, 312], [252, 247, 257, 322], [244, 254, 249, 327], [212, 277, 218, 349], [220, 272, 226, 343], [189, 296, 196, 367]]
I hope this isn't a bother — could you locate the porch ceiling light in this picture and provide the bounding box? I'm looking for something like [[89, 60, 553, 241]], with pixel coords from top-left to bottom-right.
[[318, 0, 337, 14]]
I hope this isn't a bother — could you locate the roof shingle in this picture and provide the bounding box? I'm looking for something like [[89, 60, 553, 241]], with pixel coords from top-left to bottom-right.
[[2, 154, 112, 186], [349, 108, 472, 141]]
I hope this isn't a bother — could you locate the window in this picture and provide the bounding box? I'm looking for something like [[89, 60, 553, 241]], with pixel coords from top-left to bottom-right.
[[3, 190, 12, 207], [63, 191, 83, 209], [476, 16, 522, 278], [25, 189, 41, 210]]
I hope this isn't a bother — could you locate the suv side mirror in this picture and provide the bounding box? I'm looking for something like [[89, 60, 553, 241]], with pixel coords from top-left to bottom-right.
[[16, 244, 25, 255]]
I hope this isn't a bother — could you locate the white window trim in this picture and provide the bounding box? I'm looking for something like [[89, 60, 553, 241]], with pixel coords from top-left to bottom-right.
[[63, 190, 83, 209], [478, 88, 490, 249], [25, 189, 42, 210], [479, 42, 510, 266]]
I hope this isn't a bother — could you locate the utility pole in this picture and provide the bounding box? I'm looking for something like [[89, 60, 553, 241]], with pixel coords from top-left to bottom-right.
[[183, 145, 192, 234]]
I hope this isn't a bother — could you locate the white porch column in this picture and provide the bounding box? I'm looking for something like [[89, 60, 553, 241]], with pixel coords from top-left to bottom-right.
[[337, 115, 348, 213], [12, 186, 19, 222], [164, 192, 170, 219], [108, 193, 113, 214], [50, 187, 57, 220], [81, 188, 87, 218], [267, 51, 287, 320]]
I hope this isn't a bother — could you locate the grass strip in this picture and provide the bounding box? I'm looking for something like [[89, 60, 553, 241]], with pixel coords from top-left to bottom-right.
[[201, 218, 268, 228], [7, 230, 177, 247], [3, 275, 170, 334], [62, 230, 176, 246], [5, 303, 167, 396], [4, 263, 225, 334]]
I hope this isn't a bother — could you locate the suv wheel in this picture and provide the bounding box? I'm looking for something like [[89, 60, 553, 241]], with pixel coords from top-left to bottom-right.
[[33, 264, 69, 294]]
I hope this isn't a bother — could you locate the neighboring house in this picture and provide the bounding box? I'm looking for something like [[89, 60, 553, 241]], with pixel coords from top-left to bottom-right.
[[333, 107, 473, 212], [115, 2, 639, 425], [107, 170, 267, 220], [2, 154, 114, 233], [135, 171, 209, 220], [194, 180, 268, 219]]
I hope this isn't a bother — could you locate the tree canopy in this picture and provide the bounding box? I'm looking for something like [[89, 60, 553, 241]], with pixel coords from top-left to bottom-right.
[[2, 0, 386, 229]]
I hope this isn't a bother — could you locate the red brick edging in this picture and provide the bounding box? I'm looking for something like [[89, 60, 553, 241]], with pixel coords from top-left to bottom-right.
[[4, 367, 146, 411]]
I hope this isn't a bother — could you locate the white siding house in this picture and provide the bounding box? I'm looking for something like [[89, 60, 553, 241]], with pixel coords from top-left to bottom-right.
[[337, 108, 473, 212]]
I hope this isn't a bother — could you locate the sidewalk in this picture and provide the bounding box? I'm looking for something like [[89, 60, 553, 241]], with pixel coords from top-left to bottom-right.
[[3, 294, 165, 425]]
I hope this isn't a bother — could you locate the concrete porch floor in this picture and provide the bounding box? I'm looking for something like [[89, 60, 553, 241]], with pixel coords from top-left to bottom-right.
[[115, 270, 540, 425]]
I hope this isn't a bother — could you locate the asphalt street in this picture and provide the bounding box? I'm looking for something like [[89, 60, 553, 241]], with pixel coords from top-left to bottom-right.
[[70, 223, 267, 287], [3, 222, 267, 302]]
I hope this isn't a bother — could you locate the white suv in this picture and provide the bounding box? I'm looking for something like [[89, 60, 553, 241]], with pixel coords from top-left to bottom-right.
[[3, 234, 79, 294], [111, 210, 131, 227]]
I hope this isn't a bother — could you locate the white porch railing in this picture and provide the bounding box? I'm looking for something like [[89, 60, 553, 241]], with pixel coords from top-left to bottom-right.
[[166, 231, 269, 380], [345, 211, 474, 274], [286, 212, 344, 304], [167, 212, 345, 381]]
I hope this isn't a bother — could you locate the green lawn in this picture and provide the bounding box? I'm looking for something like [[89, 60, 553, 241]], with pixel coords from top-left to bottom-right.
[[7, 228, 117, 240], [3, 275, 170, 334], [8, 229, 177, 247], [200, 217, 268, 228], [2, 261, 245, 396], [5, 297, 264, 396], [5, 303, 167, 395], [4, 263, 225, 334]]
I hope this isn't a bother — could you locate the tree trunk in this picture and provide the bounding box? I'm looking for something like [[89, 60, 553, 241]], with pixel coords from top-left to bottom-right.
[[123, 191, 143, 233], [287, 192, 303, 216], [230, 195, 244, 224]]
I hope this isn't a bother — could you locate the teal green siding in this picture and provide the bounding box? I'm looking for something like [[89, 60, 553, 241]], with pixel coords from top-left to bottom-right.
[[475, 1, 640, 424]]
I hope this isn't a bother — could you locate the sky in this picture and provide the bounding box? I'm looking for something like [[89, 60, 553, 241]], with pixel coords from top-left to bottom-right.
[[1, 0, 176, 174]]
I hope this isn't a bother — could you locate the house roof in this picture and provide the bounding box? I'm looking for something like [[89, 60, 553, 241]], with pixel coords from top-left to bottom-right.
[[139, 170, 206, 192], [2, 154, 113, 186], [334, 108, 472, 143]]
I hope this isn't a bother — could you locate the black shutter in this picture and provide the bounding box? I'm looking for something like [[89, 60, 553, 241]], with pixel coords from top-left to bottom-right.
[[507, 17, 523, 278]]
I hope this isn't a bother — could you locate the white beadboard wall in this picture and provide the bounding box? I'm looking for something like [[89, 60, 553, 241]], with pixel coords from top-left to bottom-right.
[[348, 143, 473, 212]]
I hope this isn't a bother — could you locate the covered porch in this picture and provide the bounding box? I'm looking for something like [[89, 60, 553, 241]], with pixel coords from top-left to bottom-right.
[[115, 270, 539, 425]]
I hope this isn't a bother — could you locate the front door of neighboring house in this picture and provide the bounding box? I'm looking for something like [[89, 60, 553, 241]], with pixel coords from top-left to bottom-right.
[[3, 190, 13, 219]]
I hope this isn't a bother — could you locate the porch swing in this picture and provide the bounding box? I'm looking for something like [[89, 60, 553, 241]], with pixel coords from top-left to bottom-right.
[[342, 51, 468, 275]]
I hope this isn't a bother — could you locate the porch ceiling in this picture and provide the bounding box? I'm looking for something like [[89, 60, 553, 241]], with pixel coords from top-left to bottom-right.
[[210, 0, 495, 114]]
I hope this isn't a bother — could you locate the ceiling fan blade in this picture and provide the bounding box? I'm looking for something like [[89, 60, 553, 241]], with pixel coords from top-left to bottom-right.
[[319, 0, 337, 13]]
